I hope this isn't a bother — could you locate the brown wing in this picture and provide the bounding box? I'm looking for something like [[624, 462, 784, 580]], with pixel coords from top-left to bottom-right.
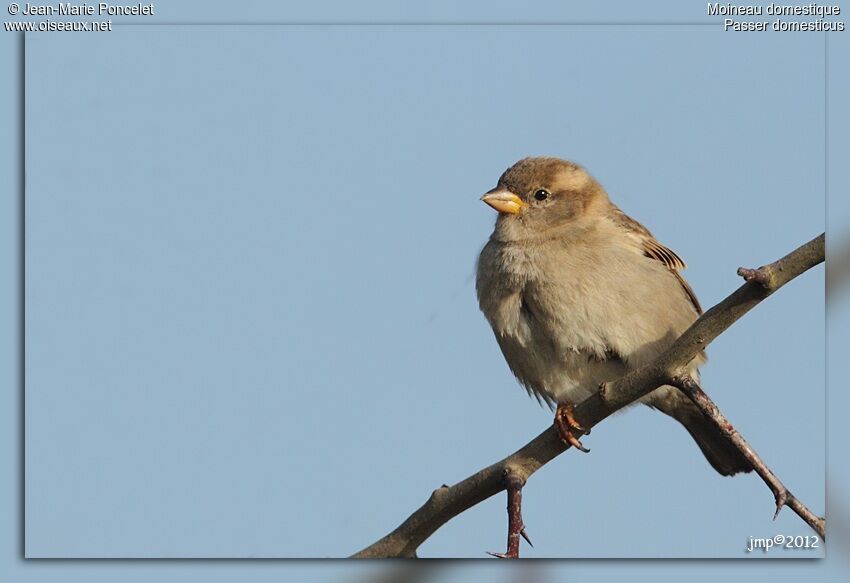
[[610, 205, 703, 315], [671, 271, 703, 316]]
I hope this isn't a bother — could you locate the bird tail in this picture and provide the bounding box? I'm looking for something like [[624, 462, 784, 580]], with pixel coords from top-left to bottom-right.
[[652, 392, 752, 476]]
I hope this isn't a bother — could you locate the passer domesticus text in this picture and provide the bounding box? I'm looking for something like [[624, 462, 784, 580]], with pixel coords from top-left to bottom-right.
[[476, 157, 750, 475]]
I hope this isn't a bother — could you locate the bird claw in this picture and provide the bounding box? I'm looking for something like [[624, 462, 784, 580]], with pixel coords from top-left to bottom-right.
[[555, 402, 590, 452]]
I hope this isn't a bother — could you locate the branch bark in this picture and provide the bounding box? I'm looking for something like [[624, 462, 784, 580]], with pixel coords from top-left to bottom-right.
[[352, 233, 825, 558], [669, 374, 825, 538]]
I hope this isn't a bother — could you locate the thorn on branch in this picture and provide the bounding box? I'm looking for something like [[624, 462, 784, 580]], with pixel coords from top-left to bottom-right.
[[428, 484, 450, 505], [773, 490, 788, 520], [598, 381, 612, 405]]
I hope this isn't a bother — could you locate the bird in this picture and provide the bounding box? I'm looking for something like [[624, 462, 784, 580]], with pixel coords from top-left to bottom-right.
[[476, 156, 751, 476]]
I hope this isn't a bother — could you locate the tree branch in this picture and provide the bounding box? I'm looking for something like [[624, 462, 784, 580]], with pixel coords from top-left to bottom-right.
[[485, 468, 531, 559], [352, 233, 825, 558], [669, 374, 825, 538]]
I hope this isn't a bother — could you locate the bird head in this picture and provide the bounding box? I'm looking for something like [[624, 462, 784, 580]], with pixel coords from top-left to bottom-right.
[[481, 157, 608, 239]]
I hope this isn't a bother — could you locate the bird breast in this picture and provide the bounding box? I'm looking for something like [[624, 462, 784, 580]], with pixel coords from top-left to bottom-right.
[[477, 230, 697, 403]]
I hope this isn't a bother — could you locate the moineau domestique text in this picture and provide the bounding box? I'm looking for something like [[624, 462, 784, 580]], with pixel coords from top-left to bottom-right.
[[707, 3, 840, 17], [21, 3, 155, 16]]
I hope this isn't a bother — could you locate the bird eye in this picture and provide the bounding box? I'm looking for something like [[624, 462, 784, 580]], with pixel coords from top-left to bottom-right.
[[533, 189, 550, 201]]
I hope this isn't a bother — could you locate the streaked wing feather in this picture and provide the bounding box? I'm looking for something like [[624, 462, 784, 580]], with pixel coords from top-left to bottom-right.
[[610, 205, 703, 315], [642, 238, 687, 271]]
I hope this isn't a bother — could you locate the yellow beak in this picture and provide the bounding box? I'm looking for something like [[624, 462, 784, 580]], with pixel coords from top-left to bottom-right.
[[480, 190, 526, 215]]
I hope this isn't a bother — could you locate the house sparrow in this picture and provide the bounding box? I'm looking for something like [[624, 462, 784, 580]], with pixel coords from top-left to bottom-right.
[[476, 157, 751, 476]]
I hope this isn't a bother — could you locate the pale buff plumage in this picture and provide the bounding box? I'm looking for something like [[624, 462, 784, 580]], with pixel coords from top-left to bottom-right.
[[476, 157, 750, 475]]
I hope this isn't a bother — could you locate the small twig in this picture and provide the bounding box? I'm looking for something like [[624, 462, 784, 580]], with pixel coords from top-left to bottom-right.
[[487, 468, 531, 559], [669, 374, 825, 539], [737, 266, 771, 287]]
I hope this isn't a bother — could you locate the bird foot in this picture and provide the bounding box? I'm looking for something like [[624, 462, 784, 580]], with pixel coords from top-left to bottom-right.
[[554, 402, 590, 452]]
